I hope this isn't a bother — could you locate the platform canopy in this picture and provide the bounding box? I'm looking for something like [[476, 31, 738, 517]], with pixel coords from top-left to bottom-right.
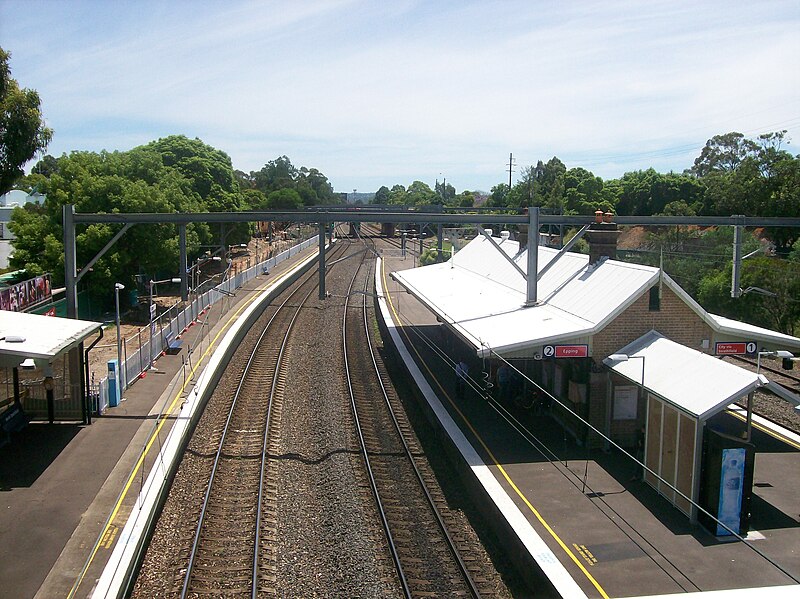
[[0, 311, 102, 368], [392, 233, 800, 359], [603, 331, 764, 420], [392, 234, 659, 357]]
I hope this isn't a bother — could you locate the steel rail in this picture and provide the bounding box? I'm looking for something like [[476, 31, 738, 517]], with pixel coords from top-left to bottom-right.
[[180, 241, 346, 598], [357, 241, 483, 598], [342, 227, 481, 598], [341, 238, 412, 598]]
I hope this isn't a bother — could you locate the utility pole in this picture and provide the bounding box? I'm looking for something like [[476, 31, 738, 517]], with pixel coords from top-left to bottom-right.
[[507, 153, 515, 189]]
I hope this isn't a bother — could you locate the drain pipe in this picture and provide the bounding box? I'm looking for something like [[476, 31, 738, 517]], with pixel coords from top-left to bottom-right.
[[83, 328, 105, 425]]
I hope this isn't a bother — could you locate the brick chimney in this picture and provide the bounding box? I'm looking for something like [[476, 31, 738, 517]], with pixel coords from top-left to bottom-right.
[[585, 211, 620, 264]]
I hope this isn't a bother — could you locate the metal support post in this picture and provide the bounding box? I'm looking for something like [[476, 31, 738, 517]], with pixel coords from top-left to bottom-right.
[[179, 224, 188, 301], [731, 218, 743, 297], [437, 224, 443, 263], [149, 281, 155, 370], [115, 283, 125, 390], [318, 221, 326, 300], [12, 367, 20, 407], [64, 204, 78, 319], [525, 207, 540, 306], [62, 204, 84, 409], [745, 391, 754, 442]]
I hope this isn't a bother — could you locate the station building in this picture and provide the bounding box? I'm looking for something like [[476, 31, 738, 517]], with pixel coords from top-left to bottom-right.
[[391, 223, 800, 526]]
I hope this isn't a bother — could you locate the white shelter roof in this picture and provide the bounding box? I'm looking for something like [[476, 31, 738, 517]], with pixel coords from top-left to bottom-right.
[[603, 331, 763, 420], [391, 233, 800, 357], [0, 310, 102, 366]]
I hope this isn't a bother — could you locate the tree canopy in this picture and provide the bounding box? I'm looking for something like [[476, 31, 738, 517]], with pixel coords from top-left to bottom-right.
[[0, 47, 53, 195], [9, 140, 227, 296], [243, 155, 335, 206], [9, 142, 339, 303]]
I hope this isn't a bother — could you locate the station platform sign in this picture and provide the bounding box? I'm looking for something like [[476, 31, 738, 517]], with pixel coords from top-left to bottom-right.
[[715, 341, 756, 355], [543, 344, 589, 358]]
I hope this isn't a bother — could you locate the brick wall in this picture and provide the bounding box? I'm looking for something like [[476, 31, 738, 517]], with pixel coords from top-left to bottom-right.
[[586, 284, 714, 447], [593, 285, 714, 357]]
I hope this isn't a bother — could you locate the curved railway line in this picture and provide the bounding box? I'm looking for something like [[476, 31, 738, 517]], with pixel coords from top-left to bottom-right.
[[130, 231, 511, 598]]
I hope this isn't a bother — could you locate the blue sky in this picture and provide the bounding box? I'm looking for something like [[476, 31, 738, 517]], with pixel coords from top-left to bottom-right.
[[2, 0, 798, 194]]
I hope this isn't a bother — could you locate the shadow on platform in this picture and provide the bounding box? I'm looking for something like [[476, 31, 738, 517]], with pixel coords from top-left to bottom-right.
[[0, 423, 82, 491]]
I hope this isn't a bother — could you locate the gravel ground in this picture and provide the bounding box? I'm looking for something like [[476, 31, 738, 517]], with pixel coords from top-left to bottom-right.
[[274, 284, 399, 598]]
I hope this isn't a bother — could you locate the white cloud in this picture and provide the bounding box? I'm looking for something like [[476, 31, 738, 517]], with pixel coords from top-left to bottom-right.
[[2, 0, 798, 191]]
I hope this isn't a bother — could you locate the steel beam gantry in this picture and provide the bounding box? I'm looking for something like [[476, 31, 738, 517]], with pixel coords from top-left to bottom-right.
[[62, 205, 800, 315]]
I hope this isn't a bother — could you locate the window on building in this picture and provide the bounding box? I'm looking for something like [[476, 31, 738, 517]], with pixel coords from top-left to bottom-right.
[[649, 286, 660, 311]]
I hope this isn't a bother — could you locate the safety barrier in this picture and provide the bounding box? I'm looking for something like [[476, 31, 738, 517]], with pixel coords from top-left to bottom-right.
[[92, 236, 319, 414]]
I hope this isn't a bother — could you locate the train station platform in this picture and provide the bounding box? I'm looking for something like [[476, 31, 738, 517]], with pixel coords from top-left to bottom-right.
[[376, 249, 800, 598], [0, 244, 318, 599]]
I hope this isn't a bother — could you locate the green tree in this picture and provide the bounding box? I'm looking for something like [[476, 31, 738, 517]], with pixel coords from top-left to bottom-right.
[[7, 142, 235, 297], [455, 190, 475, 208], [486, 183, 509, 207], [266, 188, 302, 210], [387, 184, 407, 204], [0, 47, 53, 195], [609, 169, 704, 216], [690, 131, 799, 250], [373, 185, 390, 204], [434, 180, 455, 203], [406, 180, 438, 205], [145, 135, 241, 212], [689, 132, 758, 177], [563, 167, 610, 215], [698, 256, 800, 336], [253, 155, 297, 193]]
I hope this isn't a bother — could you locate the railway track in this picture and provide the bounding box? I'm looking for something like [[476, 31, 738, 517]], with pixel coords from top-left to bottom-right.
[[130, 232, 511, 597], [726, 354, 800, 435], [179, 263, 310, 597], [131, 240, 352, 597], [342, 236, 484, 598]]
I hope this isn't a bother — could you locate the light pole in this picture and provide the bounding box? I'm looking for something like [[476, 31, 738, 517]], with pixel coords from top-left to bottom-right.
[[608, 353, 646, 387], [114, 283, 125, 389], [149, 277, 181, 370]]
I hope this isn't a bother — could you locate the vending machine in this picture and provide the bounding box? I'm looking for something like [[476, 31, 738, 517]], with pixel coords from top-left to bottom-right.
[[698, 428, 754, 536]]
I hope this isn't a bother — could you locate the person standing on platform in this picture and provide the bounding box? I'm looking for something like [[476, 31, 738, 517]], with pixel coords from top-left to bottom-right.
[[496, 363, 511, 403], [455, 359, 469, 400]]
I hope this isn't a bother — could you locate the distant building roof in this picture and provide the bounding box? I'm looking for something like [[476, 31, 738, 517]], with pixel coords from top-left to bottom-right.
[[0, 189, 45, 208], [391, 233, 800, 357]]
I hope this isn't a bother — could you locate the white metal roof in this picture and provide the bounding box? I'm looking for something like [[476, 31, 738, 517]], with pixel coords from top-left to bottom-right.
[[391, 233, 800, 357], [707, 314, 800, 348], [0, 310, 102, 366], [603, 331, 763, 420], [392, 235, 658, 356]]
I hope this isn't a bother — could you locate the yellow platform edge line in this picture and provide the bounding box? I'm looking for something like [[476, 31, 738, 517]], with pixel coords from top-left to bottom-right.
[[380, 260, 610, 599]]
